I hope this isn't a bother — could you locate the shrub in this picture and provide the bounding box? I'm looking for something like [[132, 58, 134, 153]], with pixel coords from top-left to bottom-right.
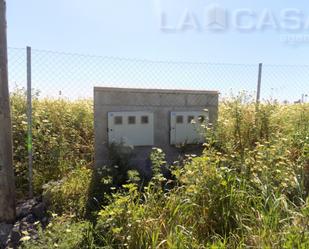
[[11, 91, 309, 248], [11, 88, 94, 196], [42, 166, 92, 218], [93, 98, 309, 248], [94, 150, 309, 248], [22, 215, 94, 249]]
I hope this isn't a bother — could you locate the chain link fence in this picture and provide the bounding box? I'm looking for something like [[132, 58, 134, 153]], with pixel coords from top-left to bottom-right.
[[8, 47, 309, 103], [7, 47, 309, 196]]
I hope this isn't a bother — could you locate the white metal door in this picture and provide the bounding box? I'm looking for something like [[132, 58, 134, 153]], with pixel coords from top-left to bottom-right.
[[108, 111, 154, 146], [170, 111, 208, 145]]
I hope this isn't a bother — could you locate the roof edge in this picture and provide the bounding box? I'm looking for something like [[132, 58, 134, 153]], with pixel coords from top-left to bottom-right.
[[94, 86, 219, 95]]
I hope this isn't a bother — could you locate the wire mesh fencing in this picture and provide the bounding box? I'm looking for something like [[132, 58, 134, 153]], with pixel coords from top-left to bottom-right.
[[8, 47, 309, 103], [7, 47, 309, 196]]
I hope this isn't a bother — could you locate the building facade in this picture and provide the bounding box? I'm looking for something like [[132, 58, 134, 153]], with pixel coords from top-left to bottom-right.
[[94, 87, 219, 175]]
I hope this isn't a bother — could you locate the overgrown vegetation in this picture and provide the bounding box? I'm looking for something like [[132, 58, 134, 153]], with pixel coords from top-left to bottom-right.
[[11, 88, 93, 197], [12, 90, 309, 248], [42, 166, 92, 218], [22, 215, 94, 249]]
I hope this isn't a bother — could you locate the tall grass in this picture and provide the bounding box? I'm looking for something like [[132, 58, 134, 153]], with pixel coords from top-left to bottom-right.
[[11, 89, 93, 197], [94, 95, 309, 248], [12, 91, 309, 248]]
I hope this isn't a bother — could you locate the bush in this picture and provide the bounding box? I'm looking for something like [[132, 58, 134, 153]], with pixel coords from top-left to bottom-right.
[[94, 151, 309, 248], [93, 98, 309, 248], [11, 91, 309, 248], [42, 166, 92, 218], [22, 215, 94, 249], [11, 88, 94, 196]]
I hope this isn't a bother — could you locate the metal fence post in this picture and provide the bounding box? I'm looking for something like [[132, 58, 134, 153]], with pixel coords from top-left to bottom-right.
[[256, 63, 263, 104], [27, 46, 33, 198]]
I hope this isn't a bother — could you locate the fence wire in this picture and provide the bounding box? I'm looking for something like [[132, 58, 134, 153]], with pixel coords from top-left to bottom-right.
[[8, 47, 309, 103], [7, 47, 309, 196]]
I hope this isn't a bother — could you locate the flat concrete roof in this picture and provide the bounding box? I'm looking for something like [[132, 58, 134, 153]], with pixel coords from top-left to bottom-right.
[[94, 86, 219, 95]]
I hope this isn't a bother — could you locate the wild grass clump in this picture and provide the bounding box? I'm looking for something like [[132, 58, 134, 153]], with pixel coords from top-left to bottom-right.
[[42, 166, 92, 218], [22, 215, 94, 249]]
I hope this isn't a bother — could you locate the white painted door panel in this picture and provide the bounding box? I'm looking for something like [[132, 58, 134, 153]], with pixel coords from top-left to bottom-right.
[[108, 111, 154, 146], [170, 111, 208, 145]]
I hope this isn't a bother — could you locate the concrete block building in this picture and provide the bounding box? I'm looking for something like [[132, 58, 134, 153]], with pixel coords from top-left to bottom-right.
[[94, 87, 219, 174]]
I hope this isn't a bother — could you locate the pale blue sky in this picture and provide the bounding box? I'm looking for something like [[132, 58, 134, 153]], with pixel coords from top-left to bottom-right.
[[7, 0, 309, 63], [6, 0, 309, 101]]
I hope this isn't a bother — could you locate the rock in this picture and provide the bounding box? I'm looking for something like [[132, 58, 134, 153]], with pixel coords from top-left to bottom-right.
[[0, 223, 13, 249], [41, 217, 48, 228], [31, 203, 46, 220], [22, 214, 35, 224], [4, 198, 49, 248], [7, 223, 21, 248], [16, 199, 38, 220]]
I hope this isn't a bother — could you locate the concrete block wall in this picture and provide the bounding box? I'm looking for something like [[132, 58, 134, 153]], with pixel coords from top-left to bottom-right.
[[94, 87, 219, 174]]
